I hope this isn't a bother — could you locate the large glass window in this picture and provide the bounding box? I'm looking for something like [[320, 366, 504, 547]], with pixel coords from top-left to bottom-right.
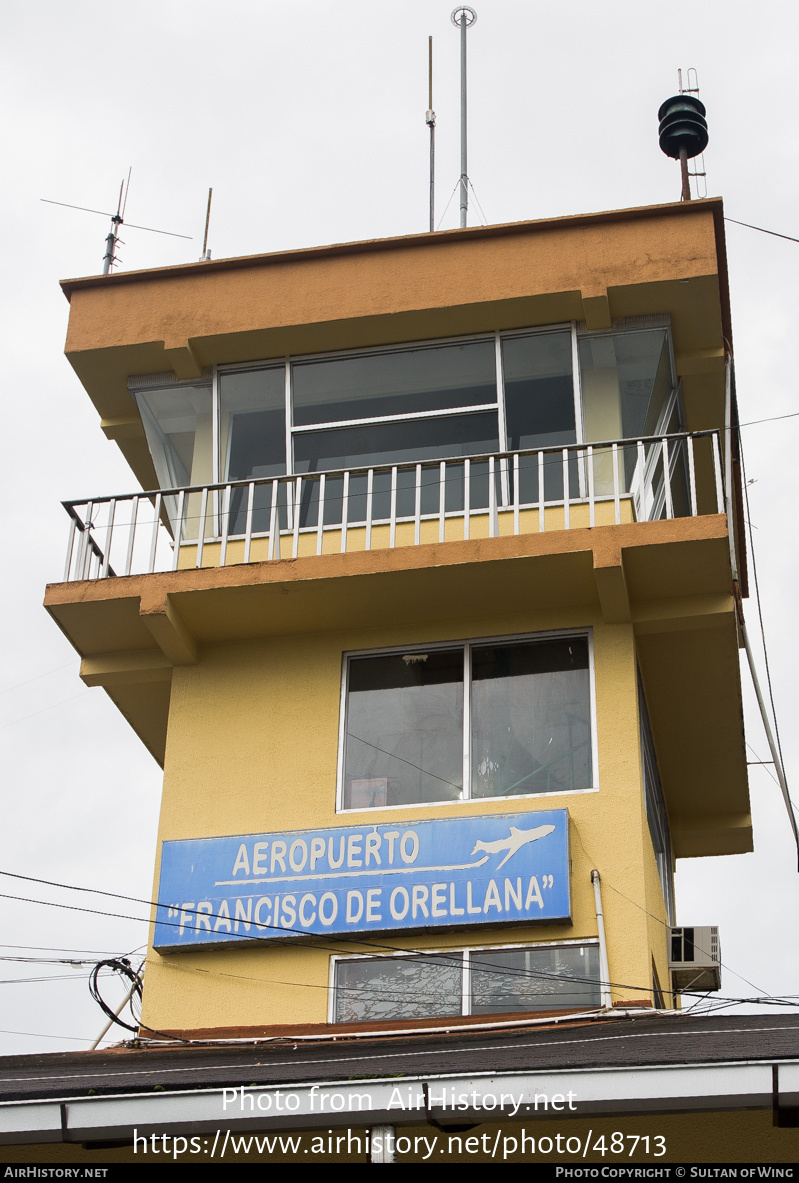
[[503, 331, 576, 504], [579, 328, 676, 498], [135, 381, 213, 490], [293, 339, 497, 426], [131, 321, 682, 529], [134, 380, 213, 537], [333, 942, 600, 1023], [340, 633, 593, 811], [219, 367, 286, 535], [292, 339, 499, 525]]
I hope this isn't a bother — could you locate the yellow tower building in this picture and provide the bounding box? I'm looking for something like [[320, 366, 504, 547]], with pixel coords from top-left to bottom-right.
[[47, 198, 746, 1034], [13, 198, 796, 1164]]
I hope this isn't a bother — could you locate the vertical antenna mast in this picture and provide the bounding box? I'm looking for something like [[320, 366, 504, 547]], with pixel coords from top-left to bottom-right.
[[202, 188, 213, 260], [426, 38, 436, 232], [452, 6, 476, 229], [658, 71, 708, 203], [102, 171, 130, 275], [41, 174, 193, 274]]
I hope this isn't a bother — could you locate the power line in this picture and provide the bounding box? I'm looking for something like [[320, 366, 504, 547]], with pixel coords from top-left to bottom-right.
[[0, 883, 611, 999], [0, 873, 677, 1008], [725, 217, 799, 245], [0, 972, 110, 986], [0, 661, 75, 698], [0, 689, 92, 733], [739, 409, 799, 429], [0, 1027, 95, 1044], [0, 942, 124, 955], [1, 868, 791, 1016], [569, 823, 769, 997], [741, 437, 789, 778]]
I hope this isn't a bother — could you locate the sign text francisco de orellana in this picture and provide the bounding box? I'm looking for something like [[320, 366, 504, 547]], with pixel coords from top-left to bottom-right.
[[154, 809, 570, 949]]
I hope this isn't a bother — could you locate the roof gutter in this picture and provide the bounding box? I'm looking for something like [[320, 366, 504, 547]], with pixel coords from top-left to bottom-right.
[[2, 1059, 797, 1146]]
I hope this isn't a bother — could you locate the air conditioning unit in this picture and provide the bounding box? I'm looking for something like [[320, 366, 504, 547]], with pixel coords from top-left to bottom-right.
[[668, 926, 721, 993]]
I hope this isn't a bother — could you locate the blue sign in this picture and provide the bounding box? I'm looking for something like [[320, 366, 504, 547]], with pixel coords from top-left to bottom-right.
[[154, 809, 570, 950]]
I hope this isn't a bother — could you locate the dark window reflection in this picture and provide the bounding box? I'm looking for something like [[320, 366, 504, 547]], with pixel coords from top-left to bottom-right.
[[471, 637, 592, 798], [343, 650, 463, 809], [294, 340, 496, 426], [503, 333, 576, 504], [471, 945, 600, 1013]]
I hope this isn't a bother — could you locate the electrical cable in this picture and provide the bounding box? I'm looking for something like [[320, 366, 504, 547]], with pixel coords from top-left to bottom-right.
[[0, 851, 657, 1002], [740, 440, 788, 772], [568, 823, 769, 997], [0, 882, 613, 999], [0, 1027, 100, 1044], [2, 878, 793, 1022], [87, 958, 143, 1034], [86, 956, 174, 1043], [145, 955, 799, 1019], [0, 805, 786, 1013], [739, 409, 799, 429], [0, 661, 75, 698], [144, 954, 602, 1007], [467, 179, 489, 226], [0, 973, 108, 985], [0, 689, 92, 733], [0, 942, 125, 955], [725, 217, 799, 245], [747, 741, 799, 812], [435, 179, 462, 231]]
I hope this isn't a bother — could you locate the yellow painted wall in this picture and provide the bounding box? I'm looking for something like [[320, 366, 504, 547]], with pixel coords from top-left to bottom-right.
[[141, 603, 672, 1033]]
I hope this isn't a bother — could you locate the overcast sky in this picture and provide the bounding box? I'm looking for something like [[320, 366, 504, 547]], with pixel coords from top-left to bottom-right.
[[1, 0, 798, 1056]]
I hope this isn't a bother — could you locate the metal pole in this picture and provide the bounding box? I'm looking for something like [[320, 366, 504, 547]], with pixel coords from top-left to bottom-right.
[[103, 179, 125, 275], [459, 12, 468, 227], [451, 7, 476, 229], [591, 870, 613, 1008], [90, 983, 136, 1049], [427, 38, 436, 233], [679, 146, 691, 201], [202, 187, 213, 260], [102, 215, 122, 274]]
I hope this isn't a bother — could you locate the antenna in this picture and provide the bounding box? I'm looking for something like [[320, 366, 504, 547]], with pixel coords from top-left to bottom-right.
[[201, 188, 213, 261], [426, 38, 436, 233], [41, 171, 192, 274], [679, 69, 708, 198], [102, 171, 128, 274], [451, 6, 476, 229], [658, 71, 709, 202]]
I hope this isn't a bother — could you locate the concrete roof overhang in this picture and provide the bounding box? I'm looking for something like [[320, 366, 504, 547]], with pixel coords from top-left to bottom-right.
[[58, 199, 732, 498], [44, 515, 752, 857]]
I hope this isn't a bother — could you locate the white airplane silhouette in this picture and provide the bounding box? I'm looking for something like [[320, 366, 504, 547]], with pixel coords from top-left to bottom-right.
[[470, 824, 556, 869]]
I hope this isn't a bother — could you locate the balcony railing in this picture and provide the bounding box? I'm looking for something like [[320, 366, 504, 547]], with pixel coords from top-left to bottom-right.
[[61, 430, 725, 583]]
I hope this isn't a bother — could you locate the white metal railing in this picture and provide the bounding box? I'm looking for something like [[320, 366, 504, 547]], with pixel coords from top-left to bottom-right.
[[60, 431, 726, 582]]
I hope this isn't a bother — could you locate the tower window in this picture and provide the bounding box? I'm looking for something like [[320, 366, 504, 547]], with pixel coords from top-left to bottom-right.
[[332, 942, 601, 1023], [339, 632, 595, 811]]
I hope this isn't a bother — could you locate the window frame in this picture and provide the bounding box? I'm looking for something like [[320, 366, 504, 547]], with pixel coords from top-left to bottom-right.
[[129, 318, 680, 548], [335, 628, 598, 814], [132, 318, 677, 511], [327, 937, 601, 1023], [213, 317, 675, 482], [215, 322, 579, 483]]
